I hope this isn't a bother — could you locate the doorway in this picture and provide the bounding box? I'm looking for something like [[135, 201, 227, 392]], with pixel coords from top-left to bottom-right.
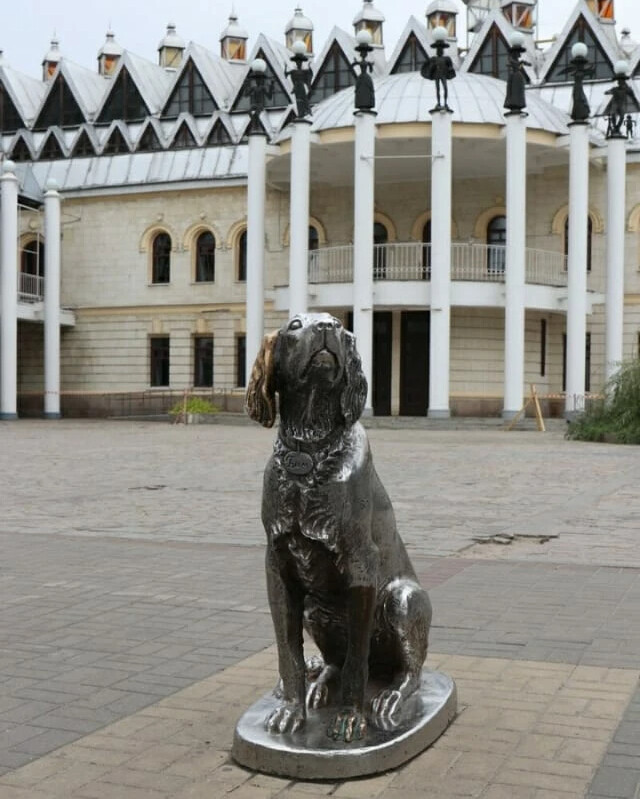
[[372, 312, 392, 415], [400, 311, 429, 416]]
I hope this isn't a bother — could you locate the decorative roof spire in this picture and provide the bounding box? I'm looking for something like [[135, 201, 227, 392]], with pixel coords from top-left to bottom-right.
[[98, 30, 123, 76], [352, 0, 385, 46], [158, 23, 185, 69], [285, 5, 314, 55], [42, 36, 61, 81], [220, 8, 249, 61]]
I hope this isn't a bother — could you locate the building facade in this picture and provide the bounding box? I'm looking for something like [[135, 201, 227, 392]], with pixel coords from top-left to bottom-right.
[[1, 0, 640, 418]]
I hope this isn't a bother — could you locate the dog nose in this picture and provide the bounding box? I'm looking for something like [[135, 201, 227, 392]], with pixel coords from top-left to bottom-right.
[[315, 318, 339, 331]]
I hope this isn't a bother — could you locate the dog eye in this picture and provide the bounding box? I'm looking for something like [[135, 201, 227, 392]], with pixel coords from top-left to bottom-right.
[[288, 319, 303, 331]]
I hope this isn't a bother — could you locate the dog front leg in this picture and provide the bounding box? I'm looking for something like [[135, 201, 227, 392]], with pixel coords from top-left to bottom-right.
[[264, 547, 306, 734], [329, 584, 376, 743]]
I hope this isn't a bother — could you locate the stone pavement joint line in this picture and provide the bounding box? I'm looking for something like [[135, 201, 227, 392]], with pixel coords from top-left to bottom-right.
[[0, 648, 635, 798]]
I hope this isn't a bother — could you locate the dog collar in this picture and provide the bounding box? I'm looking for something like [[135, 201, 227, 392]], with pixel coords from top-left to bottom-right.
[[276, 428, 345, 476]]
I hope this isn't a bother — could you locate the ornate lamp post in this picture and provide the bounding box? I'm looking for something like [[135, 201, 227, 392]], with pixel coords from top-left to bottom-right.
[[565, 42, 592, 416], [286, 39, 313, 317], [421, 25, 455, 112], [352, 29, 376, 413], [244, 57, 273, 134], [504, 31, 531, 114]]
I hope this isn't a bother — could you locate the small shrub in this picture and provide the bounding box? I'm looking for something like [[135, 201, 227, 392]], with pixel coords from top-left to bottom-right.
[[169, 396, 220, 416], [566, 358, 640, 444]]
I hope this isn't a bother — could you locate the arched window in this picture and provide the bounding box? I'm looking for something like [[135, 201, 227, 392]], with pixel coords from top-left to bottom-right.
[[487, 215, 506, 273], [422, 219, 431, 279], [564, 216, 593, 273], [195, 231, 215, 282], [373, 222, 389, 280], [20, 239, 45, 299], [152, 232, 171, 284], [237, 229, 247, 282], [308, 225, 319, 252]]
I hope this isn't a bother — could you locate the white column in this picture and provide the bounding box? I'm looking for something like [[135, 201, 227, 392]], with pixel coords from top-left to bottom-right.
[[288, 120, 311, 318], [44, 179, 62, 419], [503, 112, 527, 418], [428, 110, 452, 418], [245, 132, 267, 386], [0, 161, 19, 421], [565, 123, 589, 416], [605, 136, 626, 382], [353, 110, 375, 414]]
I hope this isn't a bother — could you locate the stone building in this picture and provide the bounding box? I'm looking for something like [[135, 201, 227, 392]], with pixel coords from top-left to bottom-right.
[[1, 0, 639, 418]]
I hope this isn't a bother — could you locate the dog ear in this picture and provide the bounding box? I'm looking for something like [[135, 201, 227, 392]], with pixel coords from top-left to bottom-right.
[[245, 331, 279, 427], [340, 330, 368, 425]]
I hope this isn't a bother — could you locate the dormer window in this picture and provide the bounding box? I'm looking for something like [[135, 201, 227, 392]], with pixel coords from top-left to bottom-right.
[[353, 0, 384, 46], [220, 11, 249, 62]]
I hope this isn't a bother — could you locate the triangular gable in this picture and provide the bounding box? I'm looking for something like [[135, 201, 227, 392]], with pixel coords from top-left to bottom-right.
[[171, 119, 198, 148], [162, 58, 217, 118], [9, 134, 33, 162], [544, 16, 614, 83], [462, 10, 535, 82], [71, 128, 97, 158], [539, 1, 617, 84], [54, 60, 108, 121], [390, 31, 429, 75], [97, 66, 149, 124], [137, 120, 163, 152], [205, 117, 234, 146], [122, 51, 174, 114], [33, 72, 86, 130], [232, 41, 292, 111], [0, 66, 46, 126], [183, 42, 237, 110], [102, 125, 130, 154], [0, 80, 25, 133], [39, 130, 66, 160], [310, 30, 356, 103]]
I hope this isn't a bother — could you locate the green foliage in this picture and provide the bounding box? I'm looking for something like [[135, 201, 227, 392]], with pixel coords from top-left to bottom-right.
[[566, 358, 640, 444], [169, 396, 220, 416]]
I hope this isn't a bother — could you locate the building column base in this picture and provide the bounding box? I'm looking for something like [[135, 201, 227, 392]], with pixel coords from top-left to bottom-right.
[[563, 410, 580, 422], [43, 412, 62, 420], [502, 409, 519, 421], [0, 412, 18, 421], [428, 409, 451, 419]]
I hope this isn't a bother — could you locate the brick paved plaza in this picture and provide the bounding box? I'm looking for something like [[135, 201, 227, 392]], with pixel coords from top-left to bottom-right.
[[0, 419, 639, 798]]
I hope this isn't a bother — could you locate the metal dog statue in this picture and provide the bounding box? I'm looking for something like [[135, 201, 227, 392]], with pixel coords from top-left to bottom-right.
[[246, 313, 432, 743]]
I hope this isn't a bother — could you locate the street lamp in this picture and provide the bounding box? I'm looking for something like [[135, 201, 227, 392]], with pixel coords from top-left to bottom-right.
[[353, 29, 375, 111], [286, 39, 312, 119]]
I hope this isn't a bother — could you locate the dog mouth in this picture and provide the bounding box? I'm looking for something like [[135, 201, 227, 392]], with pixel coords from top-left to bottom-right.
[[305, 348, 338, 376]]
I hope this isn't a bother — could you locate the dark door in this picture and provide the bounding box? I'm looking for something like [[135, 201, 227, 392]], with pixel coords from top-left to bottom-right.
[[400, 311, 429, 416], [372, 312, 392, 416]]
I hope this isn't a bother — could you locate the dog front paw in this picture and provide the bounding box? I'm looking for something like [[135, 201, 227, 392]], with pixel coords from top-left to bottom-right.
[[371, 688, 403, 728], [328, 707, 367, 743], [264, 701, 306, 734], [306, 664, 339, 710]]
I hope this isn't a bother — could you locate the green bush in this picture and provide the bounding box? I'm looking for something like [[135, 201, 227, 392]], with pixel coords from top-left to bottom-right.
[[169, 396, 220, 416], [566, 358, 640, 444]]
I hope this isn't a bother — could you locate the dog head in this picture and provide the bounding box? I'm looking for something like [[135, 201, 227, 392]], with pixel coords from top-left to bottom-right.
[[245, 313, 367, 429]]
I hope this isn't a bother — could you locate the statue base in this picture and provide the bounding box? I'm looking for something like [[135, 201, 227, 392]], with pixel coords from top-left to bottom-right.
[[232, 669, 457, 779]]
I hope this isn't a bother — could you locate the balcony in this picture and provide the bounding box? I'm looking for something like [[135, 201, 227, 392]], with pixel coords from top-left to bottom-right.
[[309, 242, 569, 288], [18, 272, 44, 302]]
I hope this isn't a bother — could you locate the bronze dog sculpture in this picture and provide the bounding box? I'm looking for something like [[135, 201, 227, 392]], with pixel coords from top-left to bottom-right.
[[246, 313, 432, 743]]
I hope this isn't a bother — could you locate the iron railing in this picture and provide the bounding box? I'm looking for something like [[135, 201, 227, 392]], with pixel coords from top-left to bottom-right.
[[18, 272, 44, 302]]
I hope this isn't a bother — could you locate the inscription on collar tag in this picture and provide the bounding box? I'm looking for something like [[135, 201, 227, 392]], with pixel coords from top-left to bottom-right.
[[283, 451, 314, 475]]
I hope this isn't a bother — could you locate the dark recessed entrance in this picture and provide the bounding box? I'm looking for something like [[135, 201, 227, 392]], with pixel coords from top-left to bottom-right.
[[400, 311, 429, 416], [372, 311, 392, 415]]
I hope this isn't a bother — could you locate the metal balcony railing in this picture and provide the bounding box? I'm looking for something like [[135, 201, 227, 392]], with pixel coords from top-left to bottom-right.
[[18, 272, 44, 302], [308, 242, 569, 288]]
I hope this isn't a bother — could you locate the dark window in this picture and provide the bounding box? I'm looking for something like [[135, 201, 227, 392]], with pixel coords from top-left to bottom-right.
[[207, 119, 233, 146], [172, 122, 198, 149], [10, 137, 31, 162], [150, 337, 170, 386], [236, 335, 246, 387], [152, 233, 171, 284], [137, 125, 162, 152], [0, 83, 24, 133], [373, 222, 389, 280], [309, 226, 319, 251], [39, 133, 65, 161], [34, 73, 85, 129], [562, 332, 591, 392], [564, 215, 593, 272], [391, 33, 428, 75], [310, 42, 355, 102], [422, 219, 431, 278], [163, 60, 217, 118], [21, 240, 45, 276], [546, 17, 613, 83], [103, 128, 129, 155], [194, 336, 214, 387], [469, 24, 512, 81], [540, 319, 547, 377], [233, 49, 291, 111], [71, 130, 96, 158], [195, 231, 215, 282], [97, 68, 149, 123], [237, 230, 247, 281], [487, 215, 507, 273]]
